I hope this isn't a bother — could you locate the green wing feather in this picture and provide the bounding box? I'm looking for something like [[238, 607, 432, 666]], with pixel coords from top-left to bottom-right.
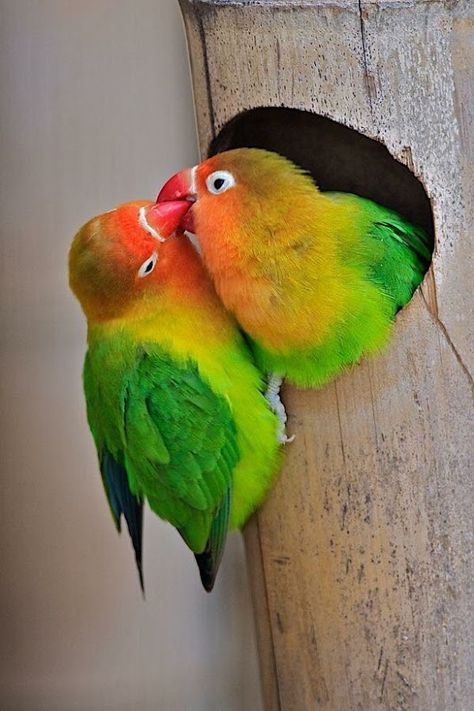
[[329, 191, 432, 309], [367, 213, 431, 309], [84, 334, 239, 590]]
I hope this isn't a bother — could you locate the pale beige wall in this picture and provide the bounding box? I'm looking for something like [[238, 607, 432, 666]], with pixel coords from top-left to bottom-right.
[[0, 2, 262, 709]]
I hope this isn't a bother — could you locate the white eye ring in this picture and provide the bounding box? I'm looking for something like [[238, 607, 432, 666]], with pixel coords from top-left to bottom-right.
[[137, 252, 158, 278], [206, 170, 235, 195]]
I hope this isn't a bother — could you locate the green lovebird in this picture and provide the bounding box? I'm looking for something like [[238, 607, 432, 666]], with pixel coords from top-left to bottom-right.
[[157, 148, 432, 428], [69, 200, 281, 591]]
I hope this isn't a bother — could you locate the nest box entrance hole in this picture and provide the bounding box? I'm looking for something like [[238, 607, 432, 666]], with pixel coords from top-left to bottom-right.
[[209, 107, 435, 282]]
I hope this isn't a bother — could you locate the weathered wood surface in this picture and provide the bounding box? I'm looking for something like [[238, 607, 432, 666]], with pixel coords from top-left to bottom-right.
[[179, 1, 474, 708]]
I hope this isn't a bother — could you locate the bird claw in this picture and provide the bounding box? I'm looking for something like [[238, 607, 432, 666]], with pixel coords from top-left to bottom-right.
[[265, 374, 294, 445]]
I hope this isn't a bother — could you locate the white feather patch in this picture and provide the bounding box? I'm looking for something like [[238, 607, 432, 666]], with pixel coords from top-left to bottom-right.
[[185, 230, 202, 256], [190, 165, 197, 195], [138, 206, 165, 242]]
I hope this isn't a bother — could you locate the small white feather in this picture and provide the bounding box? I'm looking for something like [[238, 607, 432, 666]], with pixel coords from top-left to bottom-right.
[[138, 206, 165, 242], [185, 230, 202, 257]]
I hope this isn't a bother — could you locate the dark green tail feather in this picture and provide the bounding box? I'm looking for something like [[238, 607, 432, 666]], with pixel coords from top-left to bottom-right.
[[194, 488, 231, 592], [100, 450, 144, 593]]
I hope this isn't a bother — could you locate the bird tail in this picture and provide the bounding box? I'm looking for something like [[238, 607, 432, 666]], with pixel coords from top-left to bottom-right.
[[100, 450, 144, 593], [194, 487, 231, 592]]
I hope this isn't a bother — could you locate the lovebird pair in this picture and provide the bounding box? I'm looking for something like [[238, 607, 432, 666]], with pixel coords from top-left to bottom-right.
[[69, 148, 431, 592]]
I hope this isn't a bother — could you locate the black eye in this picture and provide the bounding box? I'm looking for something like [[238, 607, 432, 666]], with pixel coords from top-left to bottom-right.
[[213, 178, 225, 191]]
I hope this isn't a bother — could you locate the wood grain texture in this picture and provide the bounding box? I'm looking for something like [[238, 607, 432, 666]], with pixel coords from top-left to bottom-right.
[[179, 0, 474, 708]]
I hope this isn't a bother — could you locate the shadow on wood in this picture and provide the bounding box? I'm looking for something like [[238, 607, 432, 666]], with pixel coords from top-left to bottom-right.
[[210, 106, 435, 238]]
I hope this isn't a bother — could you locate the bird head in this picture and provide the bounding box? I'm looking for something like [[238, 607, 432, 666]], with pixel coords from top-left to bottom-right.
[[69, 200, 191, 321], [156, 148, 316, 255]]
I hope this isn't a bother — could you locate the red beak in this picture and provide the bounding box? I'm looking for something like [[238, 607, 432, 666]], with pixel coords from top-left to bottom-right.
[[142, 200, 191, 240], [156, 167, 196, 203], [156, 168, 197, 233]]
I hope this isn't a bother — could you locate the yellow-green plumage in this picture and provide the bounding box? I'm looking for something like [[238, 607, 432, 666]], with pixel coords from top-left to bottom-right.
[[250, 189, 432, 387], [69, 201, 280, 591], [158, 149, 432, 388]]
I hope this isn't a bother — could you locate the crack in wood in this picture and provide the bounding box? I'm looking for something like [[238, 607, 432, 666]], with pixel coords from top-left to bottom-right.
[[420, 289, 474, 390], [380, 658, 390, 701], [358, 0, 376, 113], [196, 7, 217, 144], [256, 516, 283, 711]]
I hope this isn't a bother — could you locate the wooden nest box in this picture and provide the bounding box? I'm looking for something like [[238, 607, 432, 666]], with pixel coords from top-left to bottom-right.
[[178, 1, 474, 708]]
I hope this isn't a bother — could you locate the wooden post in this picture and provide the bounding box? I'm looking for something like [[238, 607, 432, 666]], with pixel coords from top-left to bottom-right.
[[178, 1, 474, 708]]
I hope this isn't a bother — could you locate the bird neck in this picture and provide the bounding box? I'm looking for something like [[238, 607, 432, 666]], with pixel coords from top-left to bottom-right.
[[198, 193, 352, 349], [88, 238, 236, 359]]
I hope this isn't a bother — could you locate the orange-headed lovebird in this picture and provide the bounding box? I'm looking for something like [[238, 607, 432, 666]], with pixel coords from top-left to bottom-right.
[[157, 148, 431, 430], [69, 200, 281, 591]]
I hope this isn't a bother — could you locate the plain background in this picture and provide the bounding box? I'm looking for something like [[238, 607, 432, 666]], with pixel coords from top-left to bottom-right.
[[0, 1, 263, 709]]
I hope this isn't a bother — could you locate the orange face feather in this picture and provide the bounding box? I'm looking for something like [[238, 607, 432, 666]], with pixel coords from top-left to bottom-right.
[[158, 149, 353, 351], [69, 199, 245, 368], [157, 148, 429, 388], [68, 200, 214, 322]]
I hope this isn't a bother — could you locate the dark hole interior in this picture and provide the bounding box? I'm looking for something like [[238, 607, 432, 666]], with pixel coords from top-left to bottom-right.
[[209, 107, 435, 242]]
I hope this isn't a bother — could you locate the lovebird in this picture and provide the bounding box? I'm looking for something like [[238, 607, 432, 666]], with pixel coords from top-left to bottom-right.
[[157, 148, 431, 425], [68, 199, 281, 591]]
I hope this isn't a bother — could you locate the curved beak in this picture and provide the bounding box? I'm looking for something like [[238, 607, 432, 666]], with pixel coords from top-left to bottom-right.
[[156, 167, 197, 204], [156, 167, 197, 233], [140, 200, 191, 241]]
